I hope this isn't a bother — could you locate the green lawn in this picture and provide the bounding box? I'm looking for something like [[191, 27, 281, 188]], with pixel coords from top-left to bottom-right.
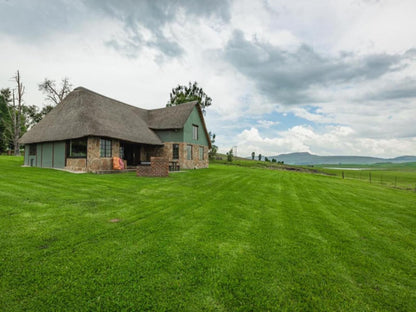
[[1, 156, 415, 311], [317, 162, 416, 190]]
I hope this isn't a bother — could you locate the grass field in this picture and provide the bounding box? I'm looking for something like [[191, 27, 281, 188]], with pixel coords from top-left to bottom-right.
[[1, 156, 415, 311], [317, 162, 416, 190]]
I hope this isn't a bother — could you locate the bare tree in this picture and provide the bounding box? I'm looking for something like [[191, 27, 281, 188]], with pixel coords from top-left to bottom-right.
[[5, 71, 25, 155], [38, 77, 72, 106]]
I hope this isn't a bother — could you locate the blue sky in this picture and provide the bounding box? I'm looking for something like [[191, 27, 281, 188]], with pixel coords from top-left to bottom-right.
[[1, 0, 415, 157]]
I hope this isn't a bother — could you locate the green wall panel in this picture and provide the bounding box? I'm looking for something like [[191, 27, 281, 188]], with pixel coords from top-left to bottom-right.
[[155, 129, 183, 142], [183, 107, 209, 146], [53, 141, 66, 168], [36, 144, 42, 167], [24, 145, 29, 166], [42, 142, 53, 168]]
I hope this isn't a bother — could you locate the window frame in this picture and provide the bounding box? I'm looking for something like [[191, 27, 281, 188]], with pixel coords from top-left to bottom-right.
[[68, 138, 87, 158], [186, 145, 192, 160], [100, 138, 112, 158], [199, 146, 204, 160], [172, 143, 179, 160], [192, 124, 198, 140]]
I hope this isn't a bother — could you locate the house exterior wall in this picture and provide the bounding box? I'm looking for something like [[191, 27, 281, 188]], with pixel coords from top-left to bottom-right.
[[53, 141, 66, 168], [154, 129, 183, 142], [66, 158, 87, 171], [161, 142, 208, 169], [42, 142, 53, 168], [23, 141, 66, 169], [85, 136, 120, 172], [183, 107, 209, 146], [156, 107, 209, 169]]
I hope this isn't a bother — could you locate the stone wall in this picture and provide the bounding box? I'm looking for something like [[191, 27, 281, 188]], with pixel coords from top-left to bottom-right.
[[141, 144, 164, 161], [66, 158, 87, 171], [162, 142, 208, 169], [137, 157, 169, 177], [87, 137, 120, 172]]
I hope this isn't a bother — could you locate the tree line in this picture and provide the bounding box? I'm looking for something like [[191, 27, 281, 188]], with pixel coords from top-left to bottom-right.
[[0, 70, 72, 155]]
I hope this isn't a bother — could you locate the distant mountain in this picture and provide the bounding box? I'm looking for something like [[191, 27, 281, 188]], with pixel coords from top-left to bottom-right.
[[266, 152, 416, 165]]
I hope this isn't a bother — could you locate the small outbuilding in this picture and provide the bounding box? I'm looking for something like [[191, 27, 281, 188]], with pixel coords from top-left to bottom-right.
[[19, 87, 211, 172]]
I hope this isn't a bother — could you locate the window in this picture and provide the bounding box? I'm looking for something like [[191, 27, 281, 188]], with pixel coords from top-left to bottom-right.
[[119, 146, 124, 159], [193, 124, 198, 140], [29, 144, 36, 156], [69, 138, 87, 158], [172, 144, 179, 160], [199, 146, 204, 160], [186, 145, 192, 160], [100, 138, 112, 157]]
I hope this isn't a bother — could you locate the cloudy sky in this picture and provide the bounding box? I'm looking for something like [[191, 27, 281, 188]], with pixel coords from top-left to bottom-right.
[[1, 0, 415, 157]]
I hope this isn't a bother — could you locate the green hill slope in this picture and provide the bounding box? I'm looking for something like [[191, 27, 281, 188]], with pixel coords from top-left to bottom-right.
[[270, 152, 416, 165], [1, 156, 415, 311]]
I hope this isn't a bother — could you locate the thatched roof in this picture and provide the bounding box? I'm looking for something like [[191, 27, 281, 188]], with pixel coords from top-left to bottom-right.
[[19, 87, 204, 145], [148, 102, 197, 129]]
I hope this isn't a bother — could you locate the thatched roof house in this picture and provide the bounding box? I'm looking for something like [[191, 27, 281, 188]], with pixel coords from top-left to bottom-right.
[[20, 87, 211, 172]]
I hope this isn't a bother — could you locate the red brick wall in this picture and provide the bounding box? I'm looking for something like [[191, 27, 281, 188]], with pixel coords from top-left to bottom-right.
[[136, 157, 169, 177]]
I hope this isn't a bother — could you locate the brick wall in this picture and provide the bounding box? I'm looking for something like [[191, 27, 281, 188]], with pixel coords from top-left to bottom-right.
[[137, 157, 169, 177]]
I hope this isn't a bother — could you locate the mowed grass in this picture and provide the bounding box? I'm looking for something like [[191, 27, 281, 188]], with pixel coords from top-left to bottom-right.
[[319, 163, 416, 190], [0, 156, 415, 311]]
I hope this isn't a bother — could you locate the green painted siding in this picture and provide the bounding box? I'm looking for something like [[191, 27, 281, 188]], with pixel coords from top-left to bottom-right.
[[42, 142, 53, 168], [183, 107, 209, 146], [53, 141, 66, 168], [24, 145, 29, 165], [36, 144, 42, 167], [25, 141, 66, 168], [155, 129, 183, 142]]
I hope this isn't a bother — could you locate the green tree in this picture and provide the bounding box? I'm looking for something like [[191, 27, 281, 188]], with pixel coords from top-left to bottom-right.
[[166, 81, 212, 113], [0, 89, 11, 153], [258, 153, 262, 161], [265, 157, 269, 162], [272, 158, 276, 163], [226, 148, 233, 162], [251, 152, 255, 160], [208, 132, 218, 159]]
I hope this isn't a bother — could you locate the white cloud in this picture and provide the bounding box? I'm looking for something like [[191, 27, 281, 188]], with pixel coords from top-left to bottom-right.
[[256, 120, 279, 128], [233, 125, 416, 158], [1, 0, 416, 158]]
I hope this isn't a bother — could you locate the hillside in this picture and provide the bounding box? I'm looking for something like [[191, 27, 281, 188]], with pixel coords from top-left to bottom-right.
[[1, 156, 415, 311], [268, 152, 416, 165]]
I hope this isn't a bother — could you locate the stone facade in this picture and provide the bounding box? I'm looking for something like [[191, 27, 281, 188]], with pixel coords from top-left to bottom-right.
[[66, 158, 87, 172], [64, 136, 208, 173], [161, 142, 209, 169], [136, 157, 169, 177], [86, 137, 120, 172]]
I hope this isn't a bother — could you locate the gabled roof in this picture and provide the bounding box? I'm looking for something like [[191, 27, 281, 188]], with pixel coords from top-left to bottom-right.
[[148, 101, 197, 129], [19, 87, 205, 145]]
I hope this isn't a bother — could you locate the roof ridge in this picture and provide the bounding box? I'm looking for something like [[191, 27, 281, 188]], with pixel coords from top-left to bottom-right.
[[73, 86, 148, 112], [148, 101, 198, 113]]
